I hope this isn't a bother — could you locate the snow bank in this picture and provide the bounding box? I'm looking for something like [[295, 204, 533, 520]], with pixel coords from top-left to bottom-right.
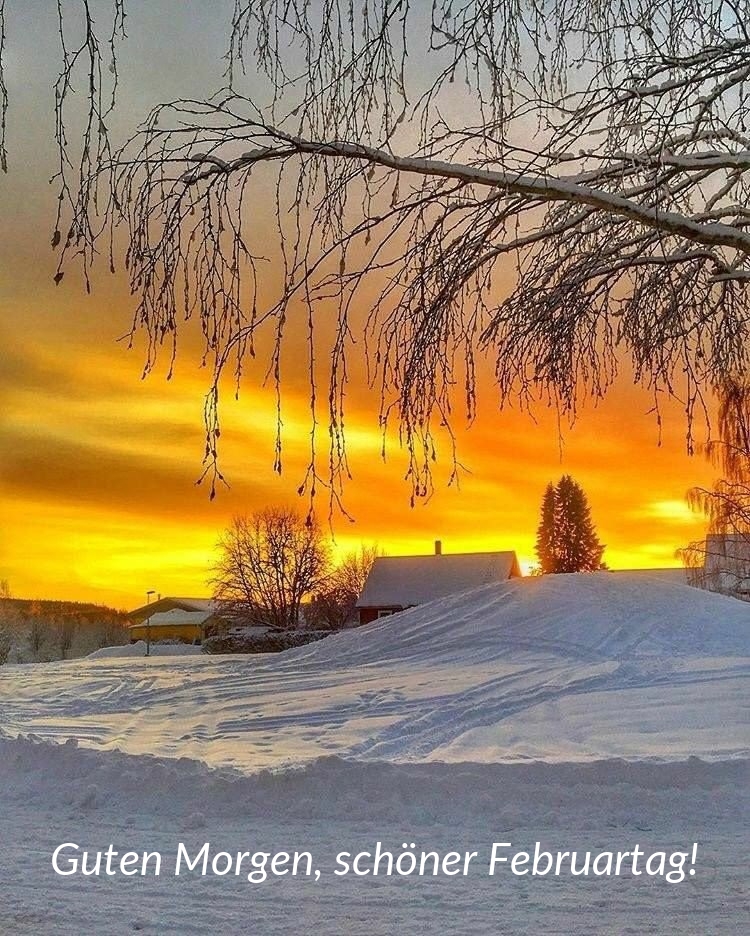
[[86, 640, 204, 659], [290, 571, 750, 667], [4, 730, 747, 936], [2, 730, 747, 828], [2, 576, 749, 934]]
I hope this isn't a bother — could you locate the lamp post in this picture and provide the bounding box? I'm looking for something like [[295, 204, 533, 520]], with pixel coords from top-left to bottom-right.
[[145, 589, 155, 657]]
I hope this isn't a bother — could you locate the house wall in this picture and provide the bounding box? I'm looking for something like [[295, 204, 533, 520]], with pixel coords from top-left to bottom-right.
[[128, 623, 203, 644], [358, 607, 403, 626]]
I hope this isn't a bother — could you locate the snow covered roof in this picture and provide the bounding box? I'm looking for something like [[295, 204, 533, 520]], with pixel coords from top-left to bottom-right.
[[609, 568, 688, 584], [128, 609, 214, 630], [129, 596, 215, 621], [357, 551, 521, 609]]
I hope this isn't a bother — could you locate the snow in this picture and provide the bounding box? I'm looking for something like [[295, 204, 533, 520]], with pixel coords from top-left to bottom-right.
[[133, 609, 214, 627], [9, 571, 741, 770], [2, 573, 748, 933], [86, 640, 204, 659], [357, 551, 519, 608], [130, 597, 215, 615]]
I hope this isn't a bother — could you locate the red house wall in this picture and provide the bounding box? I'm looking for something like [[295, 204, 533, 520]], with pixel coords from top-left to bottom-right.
[[358, 607, 404, 625]]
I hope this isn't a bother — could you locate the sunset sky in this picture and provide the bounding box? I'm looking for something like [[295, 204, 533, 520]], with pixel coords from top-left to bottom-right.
[[0, 2, 717, 609]]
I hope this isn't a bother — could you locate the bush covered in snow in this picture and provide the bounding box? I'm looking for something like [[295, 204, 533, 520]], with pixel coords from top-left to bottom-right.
[[202, 629, 333, 655]]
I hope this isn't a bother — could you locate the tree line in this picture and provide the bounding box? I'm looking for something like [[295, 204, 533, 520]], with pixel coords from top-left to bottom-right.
[[0, 596, 129, 665]]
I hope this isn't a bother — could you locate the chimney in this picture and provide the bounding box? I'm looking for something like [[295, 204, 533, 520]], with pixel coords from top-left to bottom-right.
[[435, 540, 442, 556]]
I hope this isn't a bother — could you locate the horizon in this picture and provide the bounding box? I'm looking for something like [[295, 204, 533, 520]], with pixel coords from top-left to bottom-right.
[[0, 3, 716, 610], [3, 549, 693, 612]]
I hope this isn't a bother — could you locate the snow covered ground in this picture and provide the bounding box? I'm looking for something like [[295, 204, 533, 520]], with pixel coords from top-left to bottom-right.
[[86, 640, 204, 659], [1, 573, 748, 933]]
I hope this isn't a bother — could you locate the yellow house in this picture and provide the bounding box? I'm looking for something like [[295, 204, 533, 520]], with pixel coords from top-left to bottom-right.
[[128, 597, 220, 645]]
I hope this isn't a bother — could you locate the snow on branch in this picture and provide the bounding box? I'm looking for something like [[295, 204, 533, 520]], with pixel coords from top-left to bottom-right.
[[4, 0, 750, 508]]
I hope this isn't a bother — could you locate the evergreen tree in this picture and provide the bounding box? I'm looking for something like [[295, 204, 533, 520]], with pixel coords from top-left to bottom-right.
[[535, 476, 605, 573], [535, 483, 557, 574]]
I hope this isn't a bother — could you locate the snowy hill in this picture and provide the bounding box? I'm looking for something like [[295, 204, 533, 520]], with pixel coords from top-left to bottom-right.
[[2, 573, 748, 767], [292, 570, 750, 664], [2, 573, 749, 934]]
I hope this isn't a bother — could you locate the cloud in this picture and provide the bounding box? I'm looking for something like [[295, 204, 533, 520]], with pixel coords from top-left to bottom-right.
[[0, 331, 715, 606]]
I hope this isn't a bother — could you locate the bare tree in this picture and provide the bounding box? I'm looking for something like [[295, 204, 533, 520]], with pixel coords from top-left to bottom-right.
[[88, 617, 129, 651], [211, 508, 331, 629], [26, 608, 51, 662], [0, 586, 16, 664], [2, 2, 750, 504], [310, 545, 383, 629], [53, 615, 77, 660]]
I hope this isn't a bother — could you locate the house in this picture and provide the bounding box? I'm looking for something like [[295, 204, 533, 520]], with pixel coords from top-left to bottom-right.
[[355, 541, 522, 625], [691, 533, 750, 597], [128, 597, 223, 644], [128, 596, 215, 622]]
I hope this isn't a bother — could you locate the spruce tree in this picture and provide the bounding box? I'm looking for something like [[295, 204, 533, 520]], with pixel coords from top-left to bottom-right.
[[535, 476, 604, 573], [535, 483, 558, 574]]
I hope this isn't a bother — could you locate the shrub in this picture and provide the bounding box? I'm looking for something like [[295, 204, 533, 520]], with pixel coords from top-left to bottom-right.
[[202, 629, 332, 655]]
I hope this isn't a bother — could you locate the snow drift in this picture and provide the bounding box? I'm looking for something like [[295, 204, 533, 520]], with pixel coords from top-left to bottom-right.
[[2, 573, 748, 769], [2, 729, 746, 827], [3, 574, 749, 934], [289, 571, 750, 666], [86, 640, 204, 659]]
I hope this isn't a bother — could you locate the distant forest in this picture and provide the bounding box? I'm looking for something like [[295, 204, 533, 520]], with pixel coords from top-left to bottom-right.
[[0, 599, 129, 664]]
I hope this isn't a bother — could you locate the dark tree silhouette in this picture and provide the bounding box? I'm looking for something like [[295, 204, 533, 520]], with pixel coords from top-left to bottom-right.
[[536, 476, 604, 574], [309, 545, 383, 629], [535, 483, 557, 576], [1, 2, 750, 506], [211, 508, 331, 629], [53, 615, 77, 661]]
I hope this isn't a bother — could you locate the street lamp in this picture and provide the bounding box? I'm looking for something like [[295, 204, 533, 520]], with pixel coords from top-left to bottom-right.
[[145, 590, 155, 657]]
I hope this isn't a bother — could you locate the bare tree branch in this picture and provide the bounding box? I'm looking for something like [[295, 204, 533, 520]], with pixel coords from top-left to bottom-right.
[[3, 1, 750, 509], [211, 508, 331, 629], [0, 0, 7, 173]]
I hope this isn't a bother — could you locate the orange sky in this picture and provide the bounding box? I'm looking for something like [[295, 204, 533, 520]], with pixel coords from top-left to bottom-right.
[[0, 304, 715, 608], [0, 3, 717, 609]]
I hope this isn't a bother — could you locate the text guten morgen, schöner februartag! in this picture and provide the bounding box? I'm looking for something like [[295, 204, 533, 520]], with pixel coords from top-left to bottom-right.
[[51, 840, 701, 885]]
